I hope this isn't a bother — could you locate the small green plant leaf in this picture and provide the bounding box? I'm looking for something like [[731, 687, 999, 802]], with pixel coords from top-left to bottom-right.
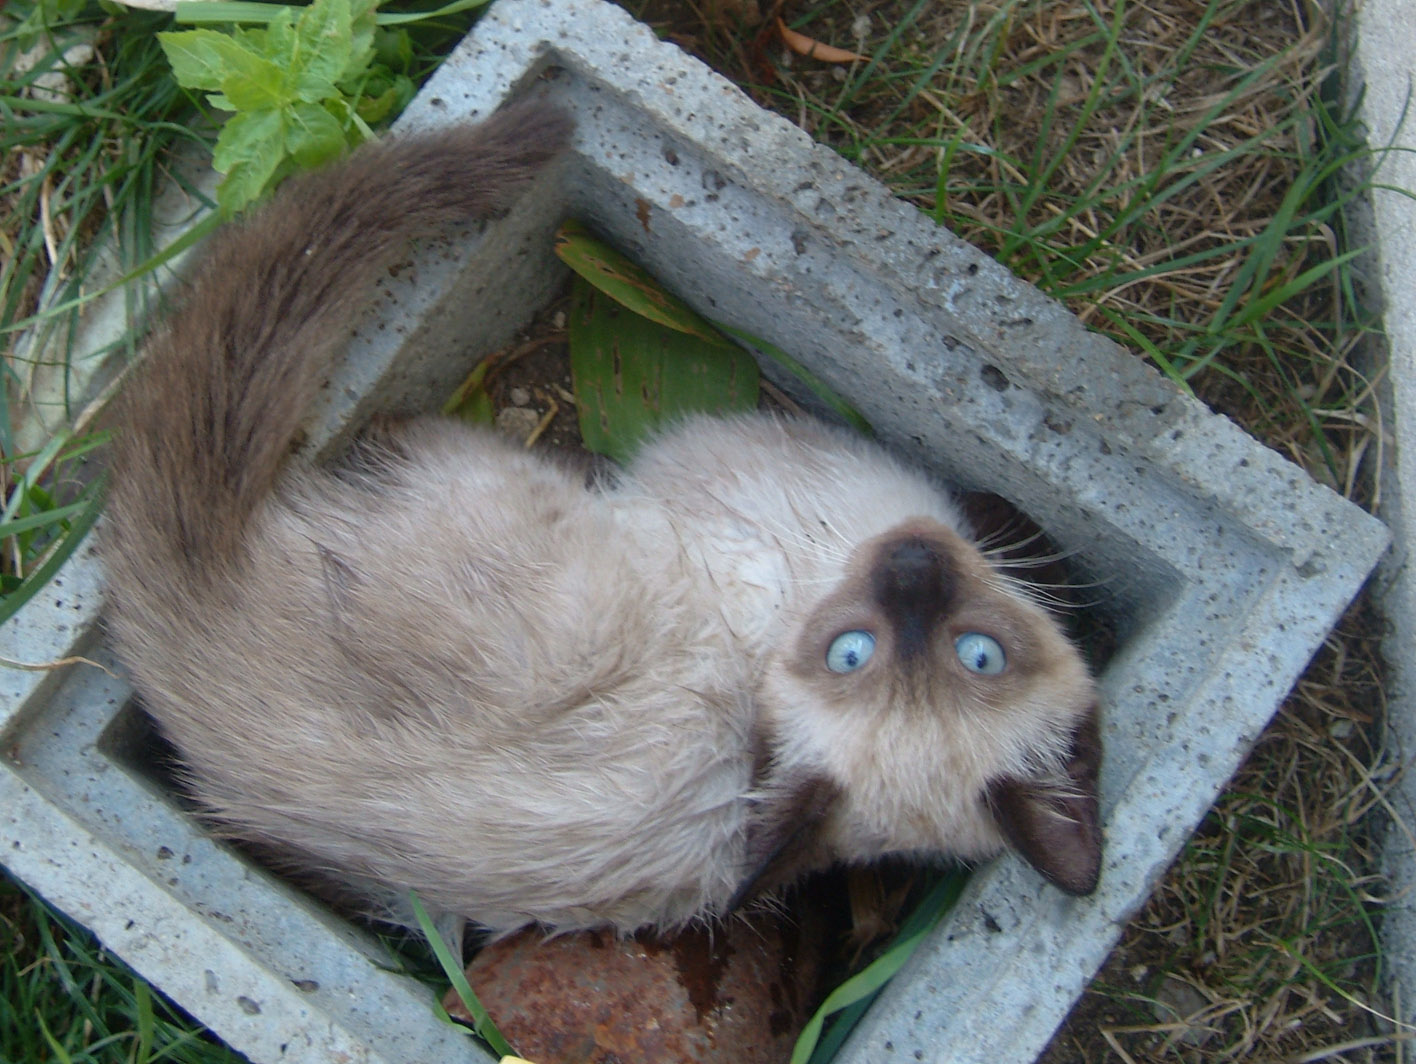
[[285, 100, 347, 166], [555, 221, 730, 347], [212, 107, 287, 213], [342, 0, 381, 83], [158, 29, 255, 96], [161, 0, 389, 215], [221, 61, 291, 112], [355, 74, 414, 124], [291, 0, 354, 101], [569, 276, 758, 465]]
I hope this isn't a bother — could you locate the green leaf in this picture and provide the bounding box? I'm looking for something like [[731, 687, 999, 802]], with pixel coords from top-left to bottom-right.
[[373, 26, 414, 71], [555, 221, 732, 347], [284, 100, 348, 167], [713, 321, 873, 437], [344, 0, 381, 83], [292, 0, 354, 103], [256, 9, 295, 68], [0, 478, 105, 629], [354, 72, 414, 125], [159, 29, 244, 92], [214, 36, 292, 111], [133, 978, 156, 1063], [569, 277, 759, 465], [0, 502, 88, 539], [213, 108, 287, 213]]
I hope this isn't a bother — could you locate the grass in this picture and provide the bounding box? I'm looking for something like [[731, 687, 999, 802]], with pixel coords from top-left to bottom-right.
[[729, 0, 1381, 496], [0, 0, 1402, 1060], [0, 6, 206, 624], [0, 877, 244, 1064]]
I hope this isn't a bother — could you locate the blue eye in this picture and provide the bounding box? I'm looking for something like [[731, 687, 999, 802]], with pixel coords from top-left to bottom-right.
[[955, 633, 1006, 675], [826, 630, 876, 673]]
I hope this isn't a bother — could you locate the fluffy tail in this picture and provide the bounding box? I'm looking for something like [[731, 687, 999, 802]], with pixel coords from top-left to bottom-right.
[[105, 100, 571, 577]]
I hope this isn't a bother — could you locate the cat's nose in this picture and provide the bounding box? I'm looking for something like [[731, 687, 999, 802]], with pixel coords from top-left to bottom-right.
[[872, 537, 955, 656], [881, 540, 941, 587]]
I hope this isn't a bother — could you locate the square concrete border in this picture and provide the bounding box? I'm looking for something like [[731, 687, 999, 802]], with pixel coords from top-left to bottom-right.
[[0, 1, 1389, 1060]]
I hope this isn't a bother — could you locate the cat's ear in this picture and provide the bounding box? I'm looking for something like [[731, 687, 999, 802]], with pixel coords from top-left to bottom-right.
[[986, 707, 1102, 895]]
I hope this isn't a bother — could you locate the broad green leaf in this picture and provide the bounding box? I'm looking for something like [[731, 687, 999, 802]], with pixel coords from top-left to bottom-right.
[[257, 9, 295, 69], [159, 29, 243, 92], [215, 37, 292, 111], [344, 0, 381, 83], [373, 25, 414, 71], [555, 221, 731, 347], [293, 0, 354, 103], [211, 104, 282, 172], [214, 108, 287, 213], [285, 100, 348, 167], [355, 72, 414, 125], [569, 277, 758, 465]]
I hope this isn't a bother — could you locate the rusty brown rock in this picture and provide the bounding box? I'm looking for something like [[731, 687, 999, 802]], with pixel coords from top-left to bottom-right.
[[443, 911, 828, 1064]]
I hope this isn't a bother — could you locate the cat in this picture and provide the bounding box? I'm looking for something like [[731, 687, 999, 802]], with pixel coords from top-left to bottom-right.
[[100, 98, 1102, 936]]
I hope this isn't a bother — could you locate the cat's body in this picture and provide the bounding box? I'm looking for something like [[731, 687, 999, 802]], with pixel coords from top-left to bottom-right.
[[102, 101, 1103, 936]]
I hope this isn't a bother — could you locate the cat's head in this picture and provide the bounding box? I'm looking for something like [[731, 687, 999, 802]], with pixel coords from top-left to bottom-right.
[[758, 515, 1102, 896]]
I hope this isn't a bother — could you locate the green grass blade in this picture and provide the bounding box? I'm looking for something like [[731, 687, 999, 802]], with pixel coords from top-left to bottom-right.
[[790, 870, 969, 1064], [441, 357, 496, 425], [0, 478, 104, 628], [1, 213, 221, 338], [407, 891, 514, 1059], [174, 0, 492, 26], [133, 977, 156, 1063], [0, 501, 88, 538], [35, 1011, 76, 1064]]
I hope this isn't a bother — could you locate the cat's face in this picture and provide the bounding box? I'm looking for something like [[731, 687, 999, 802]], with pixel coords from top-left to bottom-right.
[[760, 516, 1102, 894]]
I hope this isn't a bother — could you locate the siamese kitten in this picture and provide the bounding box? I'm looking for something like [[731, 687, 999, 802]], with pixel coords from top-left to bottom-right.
[[102, 100, 1103, 936]]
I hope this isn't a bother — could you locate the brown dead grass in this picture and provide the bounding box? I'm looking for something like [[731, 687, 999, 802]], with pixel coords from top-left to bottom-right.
[[624, 0, 1400, 1060]]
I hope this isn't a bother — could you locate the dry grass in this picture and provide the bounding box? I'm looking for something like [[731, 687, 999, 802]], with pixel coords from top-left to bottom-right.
[[628, 0, 1399, 1060], [1040, 601, 1397, 1062]]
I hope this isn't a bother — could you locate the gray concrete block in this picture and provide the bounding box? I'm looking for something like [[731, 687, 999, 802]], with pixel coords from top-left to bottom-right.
[[1351, 0, 1416, 1028], [0, 0, 1389, 1061]]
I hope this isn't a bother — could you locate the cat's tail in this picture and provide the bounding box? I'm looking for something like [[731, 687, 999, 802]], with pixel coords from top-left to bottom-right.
[[104, 100, 571, 579]]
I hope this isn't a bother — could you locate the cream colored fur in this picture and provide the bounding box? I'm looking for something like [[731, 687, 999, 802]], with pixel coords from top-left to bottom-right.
[[101, 102, 1103, 936]]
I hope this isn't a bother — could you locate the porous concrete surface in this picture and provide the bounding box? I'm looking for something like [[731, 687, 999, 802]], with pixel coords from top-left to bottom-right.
[[1354, 0, 1416, 1030], [0, 1, 1393, 1061]]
